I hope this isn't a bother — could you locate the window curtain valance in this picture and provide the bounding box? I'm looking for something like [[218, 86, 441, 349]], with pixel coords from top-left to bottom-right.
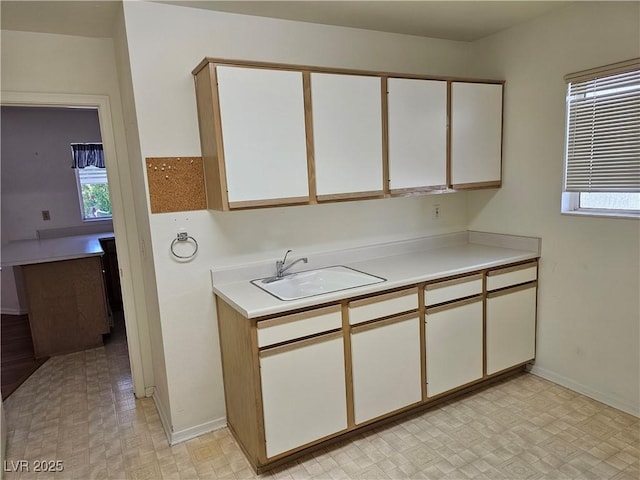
[[71, 143, 105, 169]]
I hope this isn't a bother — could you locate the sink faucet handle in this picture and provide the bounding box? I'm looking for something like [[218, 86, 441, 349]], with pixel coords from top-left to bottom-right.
[[281, 249, 292, 266]]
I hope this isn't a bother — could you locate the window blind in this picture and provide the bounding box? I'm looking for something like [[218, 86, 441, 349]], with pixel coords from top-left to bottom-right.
[[564, 59, 640, 193]]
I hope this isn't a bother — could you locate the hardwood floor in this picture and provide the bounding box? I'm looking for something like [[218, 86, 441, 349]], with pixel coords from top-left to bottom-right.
[[1, 314, 48, 399]]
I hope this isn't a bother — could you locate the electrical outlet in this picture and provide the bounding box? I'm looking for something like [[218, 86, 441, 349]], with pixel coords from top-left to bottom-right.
[[432, 204, 441, 220], [42, 210, 51, 221]]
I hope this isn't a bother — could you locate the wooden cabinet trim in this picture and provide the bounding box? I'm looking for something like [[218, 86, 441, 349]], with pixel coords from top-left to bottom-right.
[[381, 76, 390, 195], [487, 281, 537, 299], [451, 180, 502, 190], [487, 260, 538, 277], [257, 304, 341, 329], [342, 304, 355, 428], [302, 71, 318, 204], [229, 196, 309, 209], [349, 287, 416, 309], [259, 330, 343, 358], [194, 64, 229, 210], [389, 185, 449, 196], [425, 273, 483, 290], [446, 80, 452, 188], [316, 190, 385, 202], [426, 295, 482, 316], [194, 58, 505, 85], [350, 311, 419, 334]]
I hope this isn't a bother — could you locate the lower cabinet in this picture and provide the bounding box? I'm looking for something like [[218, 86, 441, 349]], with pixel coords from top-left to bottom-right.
[[486, 283, 537, 375], [259, 332, 348, 458], [351, 314, 422, 424], [426, 297, 483, 397], [215, 258, 539, 473]]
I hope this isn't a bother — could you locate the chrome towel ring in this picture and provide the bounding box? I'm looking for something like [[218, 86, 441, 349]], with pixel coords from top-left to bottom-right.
[[170, 232, 198, 259]]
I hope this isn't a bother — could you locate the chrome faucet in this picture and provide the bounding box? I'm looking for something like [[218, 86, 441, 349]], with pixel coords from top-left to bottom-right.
[[275, 249, 308, 278]]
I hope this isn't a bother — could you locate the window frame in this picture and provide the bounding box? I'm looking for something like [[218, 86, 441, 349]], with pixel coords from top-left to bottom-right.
[[74, 165, 113, 222], [561, 58, 640, 220]]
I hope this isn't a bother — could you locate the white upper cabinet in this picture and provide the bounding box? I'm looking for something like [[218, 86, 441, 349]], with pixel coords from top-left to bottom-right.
[[387, 78, 447, 191], [216, 66, 309, 204], [310, 73, 384, 198], [450, 82, 503, 187]]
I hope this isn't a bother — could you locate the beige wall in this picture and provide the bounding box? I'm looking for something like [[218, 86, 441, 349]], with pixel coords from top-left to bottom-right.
[[121, 1, 475, 436], [468, 1, 640, 415]]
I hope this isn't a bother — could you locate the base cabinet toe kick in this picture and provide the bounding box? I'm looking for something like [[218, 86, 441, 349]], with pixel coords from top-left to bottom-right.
[[215, 259, 538, 473]]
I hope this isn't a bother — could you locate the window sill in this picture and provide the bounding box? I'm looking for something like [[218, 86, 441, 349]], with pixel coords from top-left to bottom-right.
[[82, 217, 113, 223], [561, 209, 640, 220]]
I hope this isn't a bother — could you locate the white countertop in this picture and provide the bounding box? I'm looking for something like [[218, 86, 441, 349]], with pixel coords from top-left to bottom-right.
[[211, 231, 541, 318], [1, 233, 114, 267]]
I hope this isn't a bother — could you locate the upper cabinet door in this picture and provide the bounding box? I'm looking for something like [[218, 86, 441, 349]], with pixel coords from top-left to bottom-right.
[[450, 82, 503, 188], [216, 66, 309, 205], [387, 78, 447, 191], [310, 73, 384, 198]]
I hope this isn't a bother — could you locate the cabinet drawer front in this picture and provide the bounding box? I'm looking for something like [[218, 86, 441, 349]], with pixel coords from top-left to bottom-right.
[[348, 289, 417, 325], [487, 263, 537, 291], [425, 275, 482, 306], [257, 306, 342, 348]]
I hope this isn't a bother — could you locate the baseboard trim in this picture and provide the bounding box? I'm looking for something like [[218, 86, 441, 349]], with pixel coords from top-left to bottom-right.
[[0, 308, 28, 315], [169, 417, 227, 446], [152, 391, 172, 444], [528, 365, 640, 417], [152, 391, 227, 445]]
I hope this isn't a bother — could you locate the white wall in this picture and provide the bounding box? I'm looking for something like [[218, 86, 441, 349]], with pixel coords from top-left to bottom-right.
[[121, 1, 475, 436], [0, 29, 157, 398], [468, 2, 640, 415], [112, 7, 172, 417]]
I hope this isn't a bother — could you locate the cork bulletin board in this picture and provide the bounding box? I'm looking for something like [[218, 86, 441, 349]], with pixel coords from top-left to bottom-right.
[[146, 157, 207, 213]]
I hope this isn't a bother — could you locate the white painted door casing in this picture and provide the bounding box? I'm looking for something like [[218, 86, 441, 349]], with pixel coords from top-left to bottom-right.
[[216, 66, 309, 203], [311, 73, 384, 196], [450, 82, 503, 186], [426, 300, 483, 397], [259, 336, 347, 458], [387, 78, 447, 190], [351, 317, 422, 424]]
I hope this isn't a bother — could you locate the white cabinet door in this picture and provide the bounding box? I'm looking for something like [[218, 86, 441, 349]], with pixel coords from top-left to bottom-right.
[[216, 66, 309, 204], [388, 78, 447, 190], [351, 316, 422, 424], [311, 73, 383, 197], [450, 82, 503, 187], [260, 334, 347, 458], [486, 285, 537, 375], [426, 299, 483, 397]]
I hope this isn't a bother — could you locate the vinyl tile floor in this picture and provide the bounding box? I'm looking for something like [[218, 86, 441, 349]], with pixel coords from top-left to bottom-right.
[[2, 324, 638, 480]]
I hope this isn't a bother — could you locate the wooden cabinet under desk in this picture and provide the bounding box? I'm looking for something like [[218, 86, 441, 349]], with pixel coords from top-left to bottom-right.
[[21, 255, 110, 358]]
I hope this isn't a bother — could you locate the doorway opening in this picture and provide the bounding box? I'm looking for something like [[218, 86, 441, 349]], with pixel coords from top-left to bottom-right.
[[0, 93, 146, 400]]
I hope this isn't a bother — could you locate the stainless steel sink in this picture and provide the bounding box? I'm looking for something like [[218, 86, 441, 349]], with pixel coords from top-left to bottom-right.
[[251, 265, 386, 301]]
